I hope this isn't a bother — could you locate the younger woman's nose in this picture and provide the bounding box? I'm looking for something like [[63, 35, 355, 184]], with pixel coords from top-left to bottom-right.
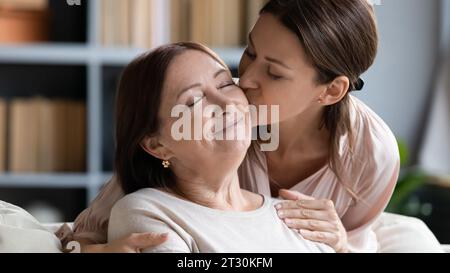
[[239, 66, 259, 91]]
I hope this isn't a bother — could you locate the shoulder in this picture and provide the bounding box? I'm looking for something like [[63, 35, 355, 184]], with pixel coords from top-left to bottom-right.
[[111, 188, 167, 216], [346, 96, 400, 195], [348, 96, 400, 168], [109, 188, 176, 235], [107, 189, 193, 252]]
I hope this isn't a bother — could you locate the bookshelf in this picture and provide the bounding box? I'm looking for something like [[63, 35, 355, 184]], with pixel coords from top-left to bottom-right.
[[0, 0, 248, 221]]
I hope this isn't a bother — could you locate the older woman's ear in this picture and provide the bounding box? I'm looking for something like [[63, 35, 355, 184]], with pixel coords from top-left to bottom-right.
[[140, 136, 173, 161]]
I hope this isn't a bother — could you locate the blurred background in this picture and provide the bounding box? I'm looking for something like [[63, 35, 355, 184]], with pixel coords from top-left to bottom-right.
[[0, 0, 448, 243]]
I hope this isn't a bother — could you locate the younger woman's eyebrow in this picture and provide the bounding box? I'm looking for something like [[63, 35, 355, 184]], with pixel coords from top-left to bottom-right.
[[265, 57, 292, 70], [248, 33, 292, 70]]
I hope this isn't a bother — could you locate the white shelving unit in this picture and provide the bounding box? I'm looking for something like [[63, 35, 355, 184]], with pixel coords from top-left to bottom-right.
[[0, 0, 244, 205], [0, 44, 244, 66]]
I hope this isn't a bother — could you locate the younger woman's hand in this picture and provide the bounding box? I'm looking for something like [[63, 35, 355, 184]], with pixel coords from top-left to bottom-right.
[[79, 232, 168, 253], [276, 189, 348, 253]]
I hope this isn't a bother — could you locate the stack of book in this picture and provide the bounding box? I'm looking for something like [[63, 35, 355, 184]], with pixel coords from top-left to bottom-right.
[[101, 0, 268, 48], [0, 0, 48, 10], [0, 0, 49, 44], [0, 97, 86, 173], [101, 0, 170, 48]]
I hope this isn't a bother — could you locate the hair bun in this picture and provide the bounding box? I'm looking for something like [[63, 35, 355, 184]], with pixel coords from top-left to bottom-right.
[[354, 78, 365, 91]]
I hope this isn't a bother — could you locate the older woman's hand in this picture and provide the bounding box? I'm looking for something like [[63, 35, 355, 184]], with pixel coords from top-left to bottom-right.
[[276, 189, 348, 253]]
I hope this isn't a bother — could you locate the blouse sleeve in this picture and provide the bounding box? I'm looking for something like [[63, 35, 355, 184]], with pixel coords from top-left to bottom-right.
[[71, 176, 125, 244], [108, 195, 191, 253], [340, 121, 401, 252]]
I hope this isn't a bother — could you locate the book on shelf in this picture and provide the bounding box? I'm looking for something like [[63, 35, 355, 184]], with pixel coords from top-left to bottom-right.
[[0, 0, 49, 44], [101, 0, 253, 49], [0, 0, 48, 10], [102, 0, 171, 48], [130, 0, 152, 48], [119, 0, 131, 47], [170, 0, 190, 43], [66, 100, 86, 172], [246, 0, 269, 32], [150, 0, 170, 47], [101, 0, 125, 46], [9, 98, 39, 172], [0, 98, 5, 173], [37, 98, 67, 172], [190, 0, 245, 47], [8, 97, 86, 173]]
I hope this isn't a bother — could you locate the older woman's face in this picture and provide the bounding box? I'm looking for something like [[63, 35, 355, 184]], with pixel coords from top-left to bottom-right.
[[156, 50, 252, 174]]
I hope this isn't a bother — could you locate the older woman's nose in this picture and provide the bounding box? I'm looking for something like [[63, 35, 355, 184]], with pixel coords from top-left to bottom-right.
[[205, 92, 243, 121], [208, 92, 233, 110]]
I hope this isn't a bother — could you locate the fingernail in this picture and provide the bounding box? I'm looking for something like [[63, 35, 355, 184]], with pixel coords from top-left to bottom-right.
[[275, 204, 281, 210], [278, 211, 284, 217], [285, 219, 292, 224]]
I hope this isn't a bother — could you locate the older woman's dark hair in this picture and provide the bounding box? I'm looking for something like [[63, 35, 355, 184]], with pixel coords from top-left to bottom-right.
[[115, 42, 228, 194]]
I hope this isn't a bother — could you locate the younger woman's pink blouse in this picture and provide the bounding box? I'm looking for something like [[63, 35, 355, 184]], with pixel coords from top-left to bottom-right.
[[68, 95, 400, 252]]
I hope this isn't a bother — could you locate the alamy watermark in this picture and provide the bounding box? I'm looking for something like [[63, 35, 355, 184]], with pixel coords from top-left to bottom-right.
[[170, 100, 280, 152], [66, 0, 81, 6]]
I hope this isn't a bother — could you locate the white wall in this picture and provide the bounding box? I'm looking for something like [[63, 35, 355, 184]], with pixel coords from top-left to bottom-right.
[[441, 0, 450, 54], [355, 0, 440, 158]]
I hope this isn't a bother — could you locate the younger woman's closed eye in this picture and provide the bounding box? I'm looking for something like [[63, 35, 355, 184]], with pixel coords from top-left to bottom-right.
[[267, 69, 283, 80]]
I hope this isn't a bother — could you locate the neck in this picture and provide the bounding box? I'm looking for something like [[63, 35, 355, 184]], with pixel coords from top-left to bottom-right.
[[276, 106, 329, 157], [172, 172, 254, 211]]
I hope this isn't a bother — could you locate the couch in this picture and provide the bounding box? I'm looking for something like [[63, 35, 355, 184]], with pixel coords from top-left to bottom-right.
[[1, 200, 449, 253]]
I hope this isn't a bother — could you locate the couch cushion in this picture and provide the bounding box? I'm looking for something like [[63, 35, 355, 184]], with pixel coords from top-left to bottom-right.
[[0, 201, 62, 253], [373, 213, 444, 253]]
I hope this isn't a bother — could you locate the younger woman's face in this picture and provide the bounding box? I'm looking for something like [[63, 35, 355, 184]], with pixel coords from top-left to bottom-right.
[[239, 13, 326, 125], [156, 50, 252, 176]]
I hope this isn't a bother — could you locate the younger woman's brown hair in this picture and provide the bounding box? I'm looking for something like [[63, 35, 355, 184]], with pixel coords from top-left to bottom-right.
[[114, 42, 228, 194], [261, 0, 379, 200]]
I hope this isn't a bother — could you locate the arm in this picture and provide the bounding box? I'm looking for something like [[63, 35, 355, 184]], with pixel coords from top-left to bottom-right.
[[108, 197, 191, 253], [276, 136, 400, 253], [340, 149, 400, 252], [66, 176, 168, 253]]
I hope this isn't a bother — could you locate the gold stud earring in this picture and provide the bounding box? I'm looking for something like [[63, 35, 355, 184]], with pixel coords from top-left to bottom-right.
[[162, 160, 170, 168]]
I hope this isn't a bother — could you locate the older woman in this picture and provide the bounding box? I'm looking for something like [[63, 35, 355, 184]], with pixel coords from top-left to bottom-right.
[[106, 42, 333, 253]]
